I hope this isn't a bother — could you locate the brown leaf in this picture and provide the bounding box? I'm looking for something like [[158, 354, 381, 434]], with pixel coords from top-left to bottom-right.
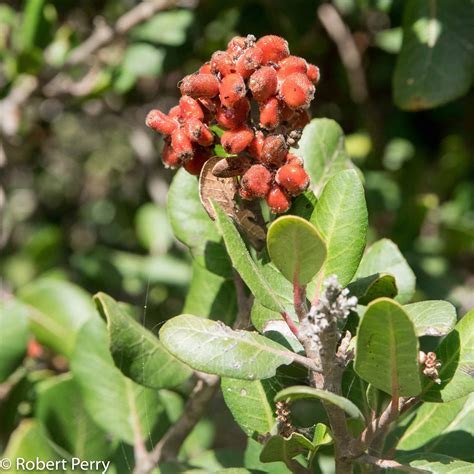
[[212, 155, 252, 178], [235, 200, 267, 251], [199, 156, 237, 220]]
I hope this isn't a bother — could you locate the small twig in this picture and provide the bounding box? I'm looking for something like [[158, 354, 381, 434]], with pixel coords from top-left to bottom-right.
[[65, 0, 184, 67], [233, 270, 254, 329], [291, 352, 321, 373], [356, 454, 430, 473], [0, 75, 38, 136], [317, 3, 368, 104], [148, 373, 219, 466], [281, 311, 300, 337]]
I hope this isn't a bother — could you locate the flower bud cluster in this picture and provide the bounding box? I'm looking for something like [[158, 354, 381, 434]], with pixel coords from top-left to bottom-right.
[[146, 34, 320, 213], [301, 275, 358, 352]]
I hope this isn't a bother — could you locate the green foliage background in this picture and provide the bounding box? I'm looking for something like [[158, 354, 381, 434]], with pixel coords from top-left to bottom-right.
[[0, 0, 473, 471]]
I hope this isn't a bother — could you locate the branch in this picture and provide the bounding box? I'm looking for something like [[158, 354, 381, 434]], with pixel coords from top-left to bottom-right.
[[148, 373, 219, 466], [354, 395, 415, 457], [317, 3, 368, 104], [356, 454, 430, 474], [0, 75, 38, 136], [65, 0, 190, 67]]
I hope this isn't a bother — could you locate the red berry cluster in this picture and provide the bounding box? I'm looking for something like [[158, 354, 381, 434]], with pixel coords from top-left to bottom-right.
[[146, 34, 319, 214]]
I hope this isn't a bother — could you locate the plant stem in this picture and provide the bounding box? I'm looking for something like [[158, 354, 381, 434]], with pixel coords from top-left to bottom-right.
[[148, 373, 219, 466], [356, 454, 430, 473]]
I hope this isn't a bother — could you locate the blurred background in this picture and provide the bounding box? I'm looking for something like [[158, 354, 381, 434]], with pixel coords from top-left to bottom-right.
[[1, 0, 473, 331]]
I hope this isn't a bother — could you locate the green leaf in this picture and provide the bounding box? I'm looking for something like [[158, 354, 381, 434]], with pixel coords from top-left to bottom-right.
[[397, 394, 474, 462], [286, 190, 318, 220], [36, 374, 111, 460], [310, 170, 368, 288], [404, 300, 457, 337], [95, 292, 191, 389], [183, 261, 237, 325], [355, 239, 416, 304], [260, 432, 313, 464], [168, 168, 230, 276], [131, 10, 194, 46], [122, 43, 165, 77], [393, 0, 474, 110], [70, 317, 161, 444], [275, 386, 364, 421], [244, 438, 290, 474], [160, 314, 295, 380], [19, 0, 46, 51], [0, 299, 29, 382], [111, 251, 191, 287], [267, 216, 326, 285], [293, 118, 352, 196], [3, 420, 73, 473], [213, 203, 285, 312], [355, 298, 421, 397], [396, 454, 474, 474], [251, 300, 281, 333], [347, 273, 398, 305], [308, 423, 333, 464], [422, 309, 474, 403], [18, 278, 96, 357], [221, 377, 280, 436], [135, 202, 173, 254]]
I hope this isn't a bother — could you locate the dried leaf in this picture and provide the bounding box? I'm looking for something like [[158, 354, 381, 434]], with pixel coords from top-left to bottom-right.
[[235, 200, 267, 251], [212, 156, 251, 178], [199, 156, 237, 220]]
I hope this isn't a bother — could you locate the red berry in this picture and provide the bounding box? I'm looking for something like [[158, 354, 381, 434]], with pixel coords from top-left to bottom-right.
[[162, 143, 181, 169], [235, 46, 263, 79], [280, 72, 315, 109], [198, 97, 218, 113], [210, 50, 235, 77], [219, 73, 246, 108], [287, 109, 310, 129], [277, 56, 307, 81], [256, 35, 289, 64], [171, 128, 194, 161], [27, 339, 43, 359], [248, 130, 265, 160], [179, 96, 204, 121], [307, 63, 320, 83], [145, 110, 178, 135], [227, 36, 248, 59], [241, 164, 273, 198], [266, 185, 291, 213], [199, 62, 212, 74], [280, 103, 295, 122], [216, 98, 250, 129], [261, 134, 288, 167], [221, 126, 254, 154], [184, 118, 214, 146], [183, 147, 211, 176], [168, 105, 182, 121], [180, 74, 220, 98], [276, 163, 310, 195], [285, 152, 304, 166], [259, 96, 280, 129], [249, 66, 278, 102], [239, 186, 254, 201]]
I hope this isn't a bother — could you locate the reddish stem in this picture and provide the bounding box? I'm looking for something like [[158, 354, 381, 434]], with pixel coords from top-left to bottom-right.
[[281, 311, 299, 337], [293, 272, 307, 321]]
